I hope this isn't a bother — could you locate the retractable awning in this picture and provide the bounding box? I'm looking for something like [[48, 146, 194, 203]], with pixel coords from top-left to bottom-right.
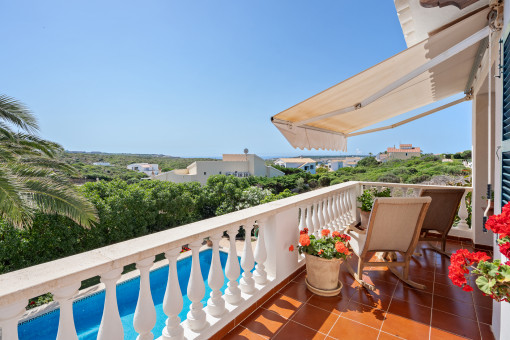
[[271, 8, 489, 151]]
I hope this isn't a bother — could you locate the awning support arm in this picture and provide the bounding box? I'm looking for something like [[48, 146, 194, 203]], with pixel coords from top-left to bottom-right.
[[293, 26, 490, 127], [346, 96, 471, 137]]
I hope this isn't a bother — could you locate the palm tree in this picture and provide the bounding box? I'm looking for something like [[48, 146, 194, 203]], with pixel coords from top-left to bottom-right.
[[0, 94, 98, 228]]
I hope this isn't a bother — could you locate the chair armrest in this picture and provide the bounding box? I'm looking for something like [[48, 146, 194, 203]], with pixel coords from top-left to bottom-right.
[[346, 224, 366, 235]]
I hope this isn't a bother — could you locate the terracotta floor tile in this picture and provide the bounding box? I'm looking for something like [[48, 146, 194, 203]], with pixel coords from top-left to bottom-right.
[[430, 327, 470, 339], [434, 282, 474, 304], [327, 316, 380, 340], [387, 297, 432, 324], [240, 308, 288, 339], [261, 293, 303, 319], [397, 276, 434, 294], [479, 322, 495, 340], [472, 291, 493, 309], [381, 312, 430, 340], [292, 271, 307, 285], [350, 288, 393, 311], [307, 292, 350, 315], [278, 281, 314, 302], [377, 331, 402, 339], [365, 278, 397, 296], [475, 304, 492, 325], [341, 300, 386, 329], [431, 309, 481, 340], [362, 268, 399, 284], [436, 272, 457, 286], [433, 295, 477, 321], [223, 325, 267, 340], [393, 283, 433, 307], [272, 320, 326, 340], [290, 303, 339, 334]]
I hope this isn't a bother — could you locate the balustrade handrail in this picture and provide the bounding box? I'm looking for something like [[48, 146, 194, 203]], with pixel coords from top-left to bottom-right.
[[360, 181, 473, 192], [0, 181, 360, 307]]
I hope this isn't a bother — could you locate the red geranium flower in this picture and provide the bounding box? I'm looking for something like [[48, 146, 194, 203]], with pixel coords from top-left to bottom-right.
[[289, 245, 294, 252], [332, 231, 341, 238], [335, 241, 350, 255], [299, 234, 311, 246], [318, 249, 324, 255], [340, 234, 351, 242], [321, 229, 330, 237], [300, 227, 309, 235], [499, 242, 510, 258]]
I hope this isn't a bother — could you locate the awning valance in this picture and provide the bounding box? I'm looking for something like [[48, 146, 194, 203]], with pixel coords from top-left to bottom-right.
[[271, 8, 489, 151]]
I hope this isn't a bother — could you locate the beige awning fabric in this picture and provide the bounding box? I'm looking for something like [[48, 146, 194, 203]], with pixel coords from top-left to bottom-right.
[[271, 8, 489, 151]]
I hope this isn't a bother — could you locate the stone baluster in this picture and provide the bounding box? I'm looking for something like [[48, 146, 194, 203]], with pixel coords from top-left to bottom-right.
[[317, 200, 325, 235], [161, 248, 184, 340], [311, 201, 320, 237], [331, 195, 340, 230], [225, 226, 242, 304], [390, 186, 395, 197], [321, 198, 329, 230], [305, 203, 313, 234], [347, 189, 356, 223], [98, 268, 124, 340], [327, 196, 334, 230], [0, 300, 28, 340], [401, 186, 408, 197], [339, 192, 348, 228], [52, 283, 81, 340], [186, 240, 207, 332], [207, 233, 226, 317], [240, 223, 255, 294], [134, 256, 156, 340], [298, 206, 306, 232], [342, 190, 351, 224], [254, 219, 268, 284], [457, 190, 470, 230]]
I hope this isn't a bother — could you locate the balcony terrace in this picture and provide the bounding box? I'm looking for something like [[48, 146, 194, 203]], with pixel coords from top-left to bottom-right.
[[0, 181, 492, 340]]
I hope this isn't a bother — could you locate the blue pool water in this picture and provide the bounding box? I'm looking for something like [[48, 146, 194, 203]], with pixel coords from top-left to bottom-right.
[[18, 249, 236, 340]]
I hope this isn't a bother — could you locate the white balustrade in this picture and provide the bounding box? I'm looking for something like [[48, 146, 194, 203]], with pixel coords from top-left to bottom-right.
[[186, 240, 207, 332], [253, 219, 268, 285], [134, 256, 156, 340], [457, 190, 470, 230], [52, 283, 80, 340], [161, 248, 184, 340], [240, 223, 256, 294], [311, 201, 320, 237], [344, 190, 353, 224], [207, 233, 226, 317], [327, 197, 334, 230], [225, 226, 242, 304], [317, 201, 325, 234], [305, 203, 313, 234], [298, 206, 306, 232], [331, 195, 340, 230], [98, 268, 124, 340], [0, 300, 28, 340]]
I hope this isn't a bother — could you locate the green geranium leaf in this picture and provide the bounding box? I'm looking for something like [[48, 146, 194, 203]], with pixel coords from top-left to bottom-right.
[[475, 276, 491, 294]]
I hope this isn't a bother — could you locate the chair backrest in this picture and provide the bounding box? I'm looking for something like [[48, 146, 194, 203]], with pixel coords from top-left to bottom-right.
[[419, 188, 465, 234], [363, 197, 431, 254]]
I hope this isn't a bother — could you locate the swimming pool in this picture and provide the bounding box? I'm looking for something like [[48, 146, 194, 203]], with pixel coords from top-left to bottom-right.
[[18, 249, 234, 339]]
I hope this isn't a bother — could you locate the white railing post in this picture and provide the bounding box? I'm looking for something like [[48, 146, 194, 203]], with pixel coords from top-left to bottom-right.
[[298, 206, 306, 232], [161, 248, 184, 340], [207, 233, 226, 317], [305, 203, 313, 235], [186, 240, 206, 332], [0, 300, 28, 340], [52, 283, 81, 340], [225, 226, 242, 304], [457, 190, 470, 230], [327, 196, 334, 230], [318, 201, 325, 234], [240, 223, 255, 294], [312, 201, 320, 237], [134, 256, 156, 340], [98, 268, 124, 340], [345, 189, 354, 224], [254, 219, 268, 285], [332, 195, 340, 230]]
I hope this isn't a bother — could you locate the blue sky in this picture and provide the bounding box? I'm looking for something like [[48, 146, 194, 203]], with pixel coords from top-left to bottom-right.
[[0, 1, 471, 157]]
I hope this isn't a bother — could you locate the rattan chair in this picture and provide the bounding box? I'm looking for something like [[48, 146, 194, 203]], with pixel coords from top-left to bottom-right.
[[418, 188, 465, 257], [346, 197, 431, 291]]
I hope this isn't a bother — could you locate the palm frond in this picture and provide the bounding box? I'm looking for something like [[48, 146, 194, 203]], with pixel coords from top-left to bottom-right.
[[0, 165, 32, 227], [0, 95, 39, 133]]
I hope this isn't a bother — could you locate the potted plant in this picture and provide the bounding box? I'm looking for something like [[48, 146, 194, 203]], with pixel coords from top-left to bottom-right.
[[449, 202, 510, 302], [356, 188, 391, 228], [290, 228, 351, 296]]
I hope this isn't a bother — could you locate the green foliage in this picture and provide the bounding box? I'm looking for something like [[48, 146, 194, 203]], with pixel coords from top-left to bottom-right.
[[356, 156, 379, 167], [356, 188, 391, 212], [271, 164, 303, 175], [316, 167, 329, 174], [297, 233, 350, 260], [319, 176, 331, 187], [261, 189, 296, 204]]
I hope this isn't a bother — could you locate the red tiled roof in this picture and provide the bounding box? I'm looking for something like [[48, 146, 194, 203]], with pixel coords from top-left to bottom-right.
[[387, 147, 421, 153]]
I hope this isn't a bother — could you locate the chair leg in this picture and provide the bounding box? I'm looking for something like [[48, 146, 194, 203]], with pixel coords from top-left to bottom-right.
[[345, 258, 375, 291], [426, 239, 451, 258], [386, 256, 427, 290]]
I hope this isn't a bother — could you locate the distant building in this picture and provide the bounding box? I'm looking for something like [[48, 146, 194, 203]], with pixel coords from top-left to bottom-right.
[[127, 163, 160, 176], [327, 157, 362, 170], [153, 154, 283, 185], [274, 157, 317, 174], [92, 162, 112, 166], [386, 144, 421, 161]]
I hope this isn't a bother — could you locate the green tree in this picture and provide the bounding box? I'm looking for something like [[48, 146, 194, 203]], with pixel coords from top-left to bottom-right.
[[357, 156, 379, 167], [0, 95, 97, 227]]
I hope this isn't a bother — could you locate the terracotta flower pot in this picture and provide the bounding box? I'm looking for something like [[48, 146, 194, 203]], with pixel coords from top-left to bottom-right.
[[304, 253, 343, 296], [358, 208, 370, 229]]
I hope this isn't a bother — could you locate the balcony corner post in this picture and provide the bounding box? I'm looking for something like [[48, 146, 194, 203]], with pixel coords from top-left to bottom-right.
[[51, 282, 81, 340], [0, 299, 28, 340]]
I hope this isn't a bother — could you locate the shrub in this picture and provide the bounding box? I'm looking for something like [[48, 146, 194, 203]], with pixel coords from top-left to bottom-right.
[[377, 174, 400, 183], [319, 176, 331, 187], [308, 179, 318, 189]]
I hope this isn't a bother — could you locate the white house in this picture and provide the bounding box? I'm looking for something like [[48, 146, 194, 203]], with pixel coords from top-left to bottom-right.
[[153, 154, 283, 185], [274, 157, 317, 174], [92, 162, 111, 166], [127, 163, 160, 176]]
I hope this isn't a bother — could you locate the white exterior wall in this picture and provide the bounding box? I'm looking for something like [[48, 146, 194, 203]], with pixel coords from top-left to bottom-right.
[[330, 161, 343, 171]]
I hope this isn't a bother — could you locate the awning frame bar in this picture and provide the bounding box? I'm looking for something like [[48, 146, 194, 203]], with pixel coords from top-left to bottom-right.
[[293, 25, 490, 127], [346, 95, 471, 137]]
